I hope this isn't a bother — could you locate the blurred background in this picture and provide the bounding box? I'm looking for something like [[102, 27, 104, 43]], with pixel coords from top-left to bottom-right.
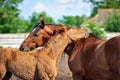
[[0, 0, 120, 48]]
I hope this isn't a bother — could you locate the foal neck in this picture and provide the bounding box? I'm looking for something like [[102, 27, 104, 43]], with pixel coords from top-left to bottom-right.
[[39, 32, 71, 62]]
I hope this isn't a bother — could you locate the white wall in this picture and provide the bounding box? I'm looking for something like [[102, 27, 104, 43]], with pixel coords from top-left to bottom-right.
[[0, 33, 28, 48], [0, 33, 119, 48], [105, 32, 120, 39]]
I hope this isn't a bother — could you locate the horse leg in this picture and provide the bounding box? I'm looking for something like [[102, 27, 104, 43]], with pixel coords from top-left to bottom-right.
[[0, 64, 7, 80], [35, 64, 49, 80], [37, 71, 49, 80], [3, 71, 12, 80]]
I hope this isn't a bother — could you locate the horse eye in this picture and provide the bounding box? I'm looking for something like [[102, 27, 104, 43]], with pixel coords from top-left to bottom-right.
[[33, 34, 38, 37]]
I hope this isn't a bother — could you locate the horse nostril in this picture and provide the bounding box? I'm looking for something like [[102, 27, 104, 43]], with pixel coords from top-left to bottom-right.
[[19, 46, 24, 51]]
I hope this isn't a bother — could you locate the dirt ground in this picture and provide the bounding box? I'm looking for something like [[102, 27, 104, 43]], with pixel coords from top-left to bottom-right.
[[10, 55, 73, 80]]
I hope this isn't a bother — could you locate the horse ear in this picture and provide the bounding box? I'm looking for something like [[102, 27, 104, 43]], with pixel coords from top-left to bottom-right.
[[58, 24, 67, 32], [40, 16, 45, 27]]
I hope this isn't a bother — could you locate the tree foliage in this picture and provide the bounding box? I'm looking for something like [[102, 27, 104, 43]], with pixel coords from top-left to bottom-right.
[[58, 15, 86, 28], [82, 22, 106, 39], [28, 11, 55, 32], [0, 0, 29, 33], [102, 12, 120, 32], [0, 0, 56, 33]]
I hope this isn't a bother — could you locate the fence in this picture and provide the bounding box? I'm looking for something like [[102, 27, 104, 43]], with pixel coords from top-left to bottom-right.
[[105, 32, 120, 39], [0, 33, 119, 48], [0, 33, 28, 48]]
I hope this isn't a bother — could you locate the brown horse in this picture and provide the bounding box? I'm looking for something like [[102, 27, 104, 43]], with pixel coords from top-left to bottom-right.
[[69, 34, 120, 80], [0, 25, 87, 80], [20, 24, 120, 80]]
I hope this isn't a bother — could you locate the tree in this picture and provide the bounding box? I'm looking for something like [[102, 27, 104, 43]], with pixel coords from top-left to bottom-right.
[[84, 0, 120, 17], [0, 0, 29, 33], [28, 11, 55, 32], [82, 22, 106, 39], [102, 12, 120, 32], [58, 15, 85, 28]]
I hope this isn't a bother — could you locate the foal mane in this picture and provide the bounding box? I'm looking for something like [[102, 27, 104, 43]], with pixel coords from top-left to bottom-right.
[[44, 29, 65, 46]]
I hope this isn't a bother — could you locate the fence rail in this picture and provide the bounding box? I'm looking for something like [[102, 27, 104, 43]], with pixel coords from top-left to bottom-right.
[[0, 33, 119, 48], [105, 32, 120, 39], [0, 33, 28, 48]]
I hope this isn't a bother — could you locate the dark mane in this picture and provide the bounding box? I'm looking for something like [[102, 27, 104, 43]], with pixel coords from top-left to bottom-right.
[[45, 23, 71, 28], [45, 23, 59, 26]]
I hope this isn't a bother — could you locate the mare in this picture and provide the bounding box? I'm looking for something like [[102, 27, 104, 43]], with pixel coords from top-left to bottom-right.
[[20, 23, 67, 51], [65, 34, 118, 80], [0, 25, 87, 80], [20, 24, 120, 80]]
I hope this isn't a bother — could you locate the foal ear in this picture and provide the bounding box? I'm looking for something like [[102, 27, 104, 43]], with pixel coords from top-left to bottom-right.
[[66, 28, 88, 41], [58, 24, 67, 32]]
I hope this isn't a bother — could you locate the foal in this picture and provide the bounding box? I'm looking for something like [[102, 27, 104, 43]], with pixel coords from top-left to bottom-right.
[[0, 26, 87, 80]]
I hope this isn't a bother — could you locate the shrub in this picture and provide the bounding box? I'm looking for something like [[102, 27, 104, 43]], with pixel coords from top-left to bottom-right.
[[82, 22, 106, 39], [102, 12, 120, 32], [0, 46, 3, 48]]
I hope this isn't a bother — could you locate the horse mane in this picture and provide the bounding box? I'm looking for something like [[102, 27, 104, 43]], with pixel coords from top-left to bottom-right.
[[45, 23, 59, 26], [45, 24, 71, 29], [32, 23, 71, 33], [88, 33, 101, 39]]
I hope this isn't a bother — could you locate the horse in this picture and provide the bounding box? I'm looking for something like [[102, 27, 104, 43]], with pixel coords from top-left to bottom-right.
[[0, 25, 87, 80], [65, 34, 120, 80], [19, 23, 120, 80], [19, 23, 67, 51]]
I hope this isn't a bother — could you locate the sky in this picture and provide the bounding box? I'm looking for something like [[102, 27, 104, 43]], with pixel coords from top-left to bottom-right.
[[18, 0, 92, 21]]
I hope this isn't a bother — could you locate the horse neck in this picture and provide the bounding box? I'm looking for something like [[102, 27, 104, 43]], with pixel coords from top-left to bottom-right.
[[64, 42, 76, 56], [64, 36, 103, 56], [41, 32, 71, 62]]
